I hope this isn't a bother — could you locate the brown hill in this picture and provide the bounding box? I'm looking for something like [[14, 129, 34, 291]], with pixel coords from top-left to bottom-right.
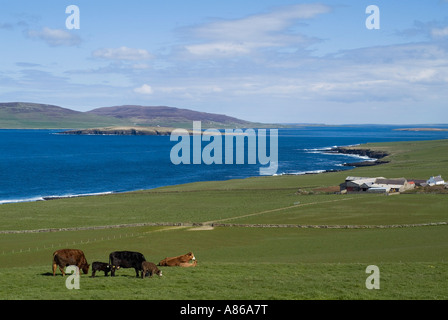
[[0, 102, 128, 129], [87, 105, 254, 128]]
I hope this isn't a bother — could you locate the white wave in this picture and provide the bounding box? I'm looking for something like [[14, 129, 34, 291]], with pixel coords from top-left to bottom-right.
[[302, 145, 338, 152], [0, 197, 45, 205], [336, 154, 376, 161], [43, 191, 114, 200], [0, 191, 114, 205], [281, 169, 328, 176]]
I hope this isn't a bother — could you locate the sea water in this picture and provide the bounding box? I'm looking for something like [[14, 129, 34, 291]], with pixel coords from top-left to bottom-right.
[[0, 125, 447, 204]]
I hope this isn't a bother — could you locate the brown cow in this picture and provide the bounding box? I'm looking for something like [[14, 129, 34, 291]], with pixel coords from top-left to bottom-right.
[[52, 249, 90, 276], [158, 252, 197, 267], [141, 261, 162, 278]]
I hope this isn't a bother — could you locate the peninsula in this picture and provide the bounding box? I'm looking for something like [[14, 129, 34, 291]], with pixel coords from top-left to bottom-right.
[[60, 125, 248, 136], [61, 126, 175, 136], [394, 128, 448, 132], [327, 146, 389, 167]]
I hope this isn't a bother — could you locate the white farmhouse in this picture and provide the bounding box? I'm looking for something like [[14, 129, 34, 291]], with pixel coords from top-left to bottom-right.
[[427, 175, 445, 186]]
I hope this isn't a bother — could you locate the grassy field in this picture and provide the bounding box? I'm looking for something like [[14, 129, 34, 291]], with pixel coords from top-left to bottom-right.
[[0, 139, 447, 300]]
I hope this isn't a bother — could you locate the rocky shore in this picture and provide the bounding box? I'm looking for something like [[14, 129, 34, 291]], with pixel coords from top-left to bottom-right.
[[60, 126, 246, 136], [60, 126, 174, 136], [327, 146, 389, 167]]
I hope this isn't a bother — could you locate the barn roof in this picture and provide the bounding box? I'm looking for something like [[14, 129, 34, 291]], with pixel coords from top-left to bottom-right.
[[375, 178, 407, 185]]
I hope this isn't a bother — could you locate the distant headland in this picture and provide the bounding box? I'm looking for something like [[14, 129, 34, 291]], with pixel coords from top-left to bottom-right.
[[394, 128, 448, 132]]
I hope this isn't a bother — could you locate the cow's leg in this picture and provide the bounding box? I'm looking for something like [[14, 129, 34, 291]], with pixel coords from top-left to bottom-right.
[[141, 270, 145, 279], [179, 261, 197, 267], [104, 271, 109, 277], [52, 262, 58, 276], [91, 270, 96, 278], [111, 266, 115, 277], [59, 265, 66, 276], [135, 268, 140, 278]]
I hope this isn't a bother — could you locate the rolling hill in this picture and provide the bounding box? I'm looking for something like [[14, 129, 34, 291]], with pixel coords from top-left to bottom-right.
[[88, 105, 255, 128], [0, 102, 260, 129], [0, 102, 130, 129]]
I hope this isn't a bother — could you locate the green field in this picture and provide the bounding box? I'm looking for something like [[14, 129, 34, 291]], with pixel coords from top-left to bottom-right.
[[0, 139, 447, 300]]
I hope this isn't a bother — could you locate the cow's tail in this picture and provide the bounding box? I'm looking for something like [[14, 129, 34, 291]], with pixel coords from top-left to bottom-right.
[[52, 251, 58, 276], [52, 251, 59, 263]]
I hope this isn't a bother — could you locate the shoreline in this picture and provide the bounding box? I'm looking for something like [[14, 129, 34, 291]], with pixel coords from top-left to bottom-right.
[[324, 146, 389, 168], [394, 128, 448, 132], [0, 143, 390, 206], [59, 126, 250, 136]]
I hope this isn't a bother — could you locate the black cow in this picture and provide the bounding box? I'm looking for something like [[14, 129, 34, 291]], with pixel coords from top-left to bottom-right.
[[91, 262, 112, 278], [109, 251, 146, 277]]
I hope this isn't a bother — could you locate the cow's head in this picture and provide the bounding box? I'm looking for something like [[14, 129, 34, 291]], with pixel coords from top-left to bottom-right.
[[81, 264, 90, 275], [187, 252, 196, 261], [156, 269, 163, 277]]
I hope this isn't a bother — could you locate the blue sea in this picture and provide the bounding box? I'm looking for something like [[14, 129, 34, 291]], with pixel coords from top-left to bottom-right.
[[1, 125, 447, 204]]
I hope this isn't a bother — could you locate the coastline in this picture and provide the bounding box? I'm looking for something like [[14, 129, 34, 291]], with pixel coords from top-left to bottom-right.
[[325, 146, 389, 168], [394, 128, 448, 132], [59, 126, 248, 136], [0, 143, 390, 205]]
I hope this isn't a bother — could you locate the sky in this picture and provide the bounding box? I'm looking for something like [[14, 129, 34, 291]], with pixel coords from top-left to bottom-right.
[[0, 0, 447, 124]]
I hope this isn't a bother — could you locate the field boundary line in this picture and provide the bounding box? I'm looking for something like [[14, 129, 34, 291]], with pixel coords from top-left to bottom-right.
[[1, 220, 446, 235], [211, 222, 448, 229], [0, 222, 196, 234], [203, 195, 371, 225]]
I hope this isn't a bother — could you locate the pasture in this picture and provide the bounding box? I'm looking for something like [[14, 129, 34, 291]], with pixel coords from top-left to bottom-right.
[[0, 139, 447, 300]]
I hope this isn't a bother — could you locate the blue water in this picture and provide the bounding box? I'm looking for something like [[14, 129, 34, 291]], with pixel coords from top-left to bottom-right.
[[0, 125, 447, 204]]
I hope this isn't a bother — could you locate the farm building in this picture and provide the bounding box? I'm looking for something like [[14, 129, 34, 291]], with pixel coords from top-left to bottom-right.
[[427, 175, 445, 186], [340, 176, 415, 194], [407, 179, 428, 187], [340, 176, 380, 193]]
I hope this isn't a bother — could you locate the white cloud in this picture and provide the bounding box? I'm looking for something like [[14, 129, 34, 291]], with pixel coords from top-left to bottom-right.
[[131, 63, 151, 70], [193, 4, 330, 40], [93, 46, 153, 61], [431, 26, 448, 38], [27, 27, 81, 47], [183, 3, 330, 57], [186, 42, 251, 56], [134, 84, 153, 95]]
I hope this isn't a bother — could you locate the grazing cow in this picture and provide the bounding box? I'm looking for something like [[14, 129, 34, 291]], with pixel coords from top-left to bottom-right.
[[141, 261, 162, 279], [52, 249, 90, 277], [158, 252, 197, 267], [91, 262, 112, 278], [109, 251, 146, 277]]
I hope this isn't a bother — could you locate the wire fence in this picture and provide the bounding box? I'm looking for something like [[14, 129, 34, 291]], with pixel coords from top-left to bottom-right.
[[1, 231, 143, 256]]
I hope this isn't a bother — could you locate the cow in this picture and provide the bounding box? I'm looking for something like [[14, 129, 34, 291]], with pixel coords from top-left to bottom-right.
[[158, 252, 197, 267], [91, 262, 112, 278], [141, 261, 162, 279], [109, 251, 146, 277], [52, 249, 90, 277]]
